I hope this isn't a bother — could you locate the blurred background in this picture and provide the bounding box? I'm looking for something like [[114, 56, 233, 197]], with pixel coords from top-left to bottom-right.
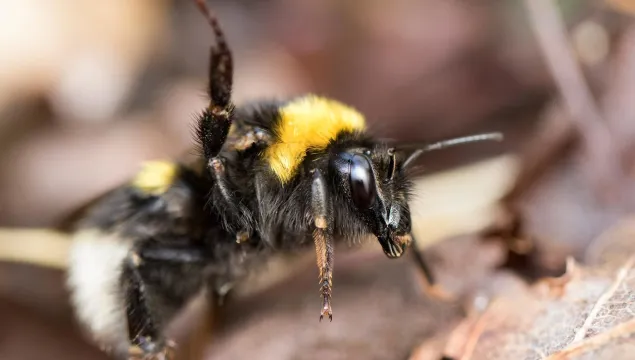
[[0, 0, 557, 227], [1, 0, 635, 359]]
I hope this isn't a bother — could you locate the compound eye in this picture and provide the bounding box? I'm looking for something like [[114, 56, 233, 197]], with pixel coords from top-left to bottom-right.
[[349, 154, 376, 209]]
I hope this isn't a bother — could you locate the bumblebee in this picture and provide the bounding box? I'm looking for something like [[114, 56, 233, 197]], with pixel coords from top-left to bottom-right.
[[66, 1, 502, 358]]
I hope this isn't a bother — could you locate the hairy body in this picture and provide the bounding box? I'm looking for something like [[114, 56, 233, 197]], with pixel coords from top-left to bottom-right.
[[66, 1, 501, 359]]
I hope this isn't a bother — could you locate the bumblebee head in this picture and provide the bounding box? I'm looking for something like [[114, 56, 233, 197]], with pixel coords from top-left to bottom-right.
[[330, 145, 413, 258], [329, 133, 503, 259], [262, 95, 501, 258]]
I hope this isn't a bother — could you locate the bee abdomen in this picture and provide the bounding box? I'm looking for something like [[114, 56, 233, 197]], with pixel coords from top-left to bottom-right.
[[66, 229, 132, 354]]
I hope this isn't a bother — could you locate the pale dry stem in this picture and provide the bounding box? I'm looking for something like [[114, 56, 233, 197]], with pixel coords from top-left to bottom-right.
[[453, 300, 506, 360], [547, 317, 635, 360], [572, 256, 635, 343], [524, 0, 622, 201]]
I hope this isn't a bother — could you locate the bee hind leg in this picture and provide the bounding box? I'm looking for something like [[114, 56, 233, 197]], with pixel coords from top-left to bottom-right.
[[122, 258, 171, 360], [122, 245, 210, 360], [194, 0, 252, 240], [195, 0, 233, 160]]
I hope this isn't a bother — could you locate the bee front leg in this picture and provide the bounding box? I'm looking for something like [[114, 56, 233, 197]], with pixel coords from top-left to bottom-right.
[[311, 169, 334, 321]]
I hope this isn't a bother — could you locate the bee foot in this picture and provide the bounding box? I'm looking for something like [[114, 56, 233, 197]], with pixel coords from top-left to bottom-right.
[[127, 339, 176, 360], [319, 294, 333, 322], [425, 284, 456, 302]]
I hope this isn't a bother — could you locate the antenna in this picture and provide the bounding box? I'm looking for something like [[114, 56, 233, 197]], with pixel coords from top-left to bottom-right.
[[402, 132, 503, 168]]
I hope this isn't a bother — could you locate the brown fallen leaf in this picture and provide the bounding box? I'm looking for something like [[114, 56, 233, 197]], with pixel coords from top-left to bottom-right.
[[408, 267, 528, 360], [426, 223, 635, 360]]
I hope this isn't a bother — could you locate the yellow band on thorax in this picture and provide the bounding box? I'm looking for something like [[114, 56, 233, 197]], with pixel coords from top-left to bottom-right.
[[264, 95, 366, 183]]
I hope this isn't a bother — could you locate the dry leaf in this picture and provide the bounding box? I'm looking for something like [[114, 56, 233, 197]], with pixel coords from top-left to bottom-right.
[[426, 218, 635, 360]]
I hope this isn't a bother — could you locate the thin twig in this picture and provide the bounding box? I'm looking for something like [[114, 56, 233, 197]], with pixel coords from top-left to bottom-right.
[[450, 300, 505, 360], [572, 255, 635, 342], [458, 311, 493, 360], [500, 102, 575, 207], [524, 0, 622, 200], [547, 317, 635, 360], [0, 228, 69, 269], [601, 24, 635, 172]]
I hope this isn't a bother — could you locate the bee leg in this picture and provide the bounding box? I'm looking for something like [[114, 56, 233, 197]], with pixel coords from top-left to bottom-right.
[[194, 1, 251, 239], [196, 0, 233, 161], [409, 235, 455, 301], [311, 169, 334, 321], [123, 245, 209, 360], [209, 157, 252, 238], [123, 258, 169, 360], [194, 0, 233, 164]]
